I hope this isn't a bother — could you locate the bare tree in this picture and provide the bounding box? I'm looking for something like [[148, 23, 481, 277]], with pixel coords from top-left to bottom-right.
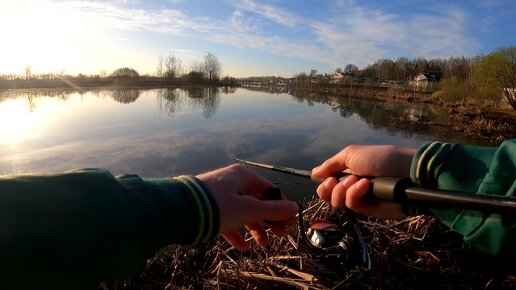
[[164, 54, 179, 79], [24, 65, 33, 80], [203, 52, 222, 83], [395, 57, 409, 81], [156, 53, 164, 78]]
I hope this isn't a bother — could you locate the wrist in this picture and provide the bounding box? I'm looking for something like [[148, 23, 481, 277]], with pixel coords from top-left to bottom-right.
[[174, 175, 220, 244]]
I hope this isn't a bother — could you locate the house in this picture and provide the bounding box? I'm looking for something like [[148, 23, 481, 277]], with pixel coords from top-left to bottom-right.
[[413, 73, 427, 82], [410, 72, 441, 88], [329, 72, 344, 84]]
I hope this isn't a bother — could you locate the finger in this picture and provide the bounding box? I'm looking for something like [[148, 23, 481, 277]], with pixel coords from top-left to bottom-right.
[[312, 154, 349, 179], [345, 178, 371, 211], [241, 197, 299, 224], [331, 175, 359, 208], [222, 231, 250, 252], [246, 222, 269, 246], [268, 222, 288, 237], [242, 170, 278, 199], [316, 177, 338, 202]]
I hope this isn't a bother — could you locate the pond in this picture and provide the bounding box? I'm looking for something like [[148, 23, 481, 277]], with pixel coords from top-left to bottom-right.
[[0, 87, 488, 199]]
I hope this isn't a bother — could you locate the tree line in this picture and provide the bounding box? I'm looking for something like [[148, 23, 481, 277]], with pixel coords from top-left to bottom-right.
[[293, 47, 516, 109], [0, 52, 239, 89]]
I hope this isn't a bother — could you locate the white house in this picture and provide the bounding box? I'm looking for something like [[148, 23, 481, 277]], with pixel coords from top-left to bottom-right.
[[410, 73, 430, 88], [329, 73, 344, 84]]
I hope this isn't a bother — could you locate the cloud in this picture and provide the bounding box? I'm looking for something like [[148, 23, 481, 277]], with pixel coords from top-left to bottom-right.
[[230, 0, 299, 27], [229, 10, 257, 32], [405, 8, 477, 58], [63, 1, 219, 35], [308, 3, 478, 68], [25, 0, 480, 73]]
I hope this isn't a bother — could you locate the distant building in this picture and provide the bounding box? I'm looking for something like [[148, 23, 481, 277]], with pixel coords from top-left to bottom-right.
[[329, 73, 344, 84], [409, 72, 441, 88]]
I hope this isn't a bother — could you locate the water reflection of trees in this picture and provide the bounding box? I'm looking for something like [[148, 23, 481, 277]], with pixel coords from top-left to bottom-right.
[[157, 88, 220, 118], [290, 90, 451, 139], [243, 86, 290, 95], [0, 90, 72, 112], [110, 89, 140, 104], [221, 86, 237, 94], [2, 87, 222, 118]]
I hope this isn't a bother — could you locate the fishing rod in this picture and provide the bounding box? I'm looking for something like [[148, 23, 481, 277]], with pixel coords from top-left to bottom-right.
[[234, 157, 516, 215]]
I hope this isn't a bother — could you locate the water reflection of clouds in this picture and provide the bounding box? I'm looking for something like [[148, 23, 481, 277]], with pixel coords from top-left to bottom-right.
[[0, 88, 432, 178], [0, 112, 353, 176]]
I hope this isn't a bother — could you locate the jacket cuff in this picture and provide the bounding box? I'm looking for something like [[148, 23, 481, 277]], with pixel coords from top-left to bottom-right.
[[174, 175, 220, 244], [410, 141, 457, 188], [410, 141, 495, 192], [119, 174, 220, 248]]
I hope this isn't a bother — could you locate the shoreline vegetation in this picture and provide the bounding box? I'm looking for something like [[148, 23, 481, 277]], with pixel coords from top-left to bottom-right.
[[289, 84, 516, 145]]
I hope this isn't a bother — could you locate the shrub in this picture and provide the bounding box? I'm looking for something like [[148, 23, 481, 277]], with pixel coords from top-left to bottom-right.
[[431, 77, 468, 102]]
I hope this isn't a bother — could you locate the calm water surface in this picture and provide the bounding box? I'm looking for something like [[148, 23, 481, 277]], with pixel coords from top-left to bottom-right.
[[0, 88, 487, 199]]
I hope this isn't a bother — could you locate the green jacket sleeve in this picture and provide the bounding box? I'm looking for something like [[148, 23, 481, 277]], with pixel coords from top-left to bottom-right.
[[410, 139, 516, 257], [0, 169, 220, 289]]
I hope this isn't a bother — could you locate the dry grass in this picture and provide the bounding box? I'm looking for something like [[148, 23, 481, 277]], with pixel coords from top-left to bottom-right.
[[447, 104, 516, 144], [106, 198, 516, 290]]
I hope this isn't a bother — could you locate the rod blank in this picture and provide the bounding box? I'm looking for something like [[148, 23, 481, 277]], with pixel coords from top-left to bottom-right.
[[235, 157, 516, 215]]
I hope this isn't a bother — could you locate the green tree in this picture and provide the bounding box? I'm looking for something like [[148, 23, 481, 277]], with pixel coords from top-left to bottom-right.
[[432, 76, 469, 102], [472, 47, 516, 109]]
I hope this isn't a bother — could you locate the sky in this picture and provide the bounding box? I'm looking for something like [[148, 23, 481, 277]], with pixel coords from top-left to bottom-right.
[[0, 0, 514, 78]]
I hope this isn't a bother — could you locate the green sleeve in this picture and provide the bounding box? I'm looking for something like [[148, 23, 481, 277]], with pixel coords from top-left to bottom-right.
[[410, 139, 516, 257], [0, 169, 219, 289]]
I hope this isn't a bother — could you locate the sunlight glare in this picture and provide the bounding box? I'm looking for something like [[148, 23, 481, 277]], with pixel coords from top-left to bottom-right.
[[0, 0, 114, 75], [0, 100, 39, 144]]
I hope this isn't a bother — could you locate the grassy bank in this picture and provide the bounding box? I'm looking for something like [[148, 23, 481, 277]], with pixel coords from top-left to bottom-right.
[[291, 84, 516, 144], [108, 198, 516, 289]]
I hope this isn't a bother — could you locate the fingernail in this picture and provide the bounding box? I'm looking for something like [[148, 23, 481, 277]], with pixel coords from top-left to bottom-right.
[[312, 166, 320, 173], [355, 179, 370, 191], [324, 178, 332, 189], [340, 175, 354, 187]]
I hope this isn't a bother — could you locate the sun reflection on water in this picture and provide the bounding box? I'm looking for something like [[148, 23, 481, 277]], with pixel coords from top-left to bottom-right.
[[0, 99, 39, 145]]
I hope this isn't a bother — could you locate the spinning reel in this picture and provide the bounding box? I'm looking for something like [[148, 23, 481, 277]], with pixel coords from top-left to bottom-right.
[[297, 203, 372, 270]]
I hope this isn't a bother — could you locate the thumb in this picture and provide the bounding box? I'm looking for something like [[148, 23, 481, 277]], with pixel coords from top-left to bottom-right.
[[243, 199, 299, 223]]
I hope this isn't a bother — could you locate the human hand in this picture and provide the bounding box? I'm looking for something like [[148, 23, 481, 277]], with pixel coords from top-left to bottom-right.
[[312, 145, 416, 219], [197, 164, 299, 251]]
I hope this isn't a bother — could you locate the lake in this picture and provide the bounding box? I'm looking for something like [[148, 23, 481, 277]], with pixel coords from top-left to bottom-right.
[[0, 87, 488, 199]]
